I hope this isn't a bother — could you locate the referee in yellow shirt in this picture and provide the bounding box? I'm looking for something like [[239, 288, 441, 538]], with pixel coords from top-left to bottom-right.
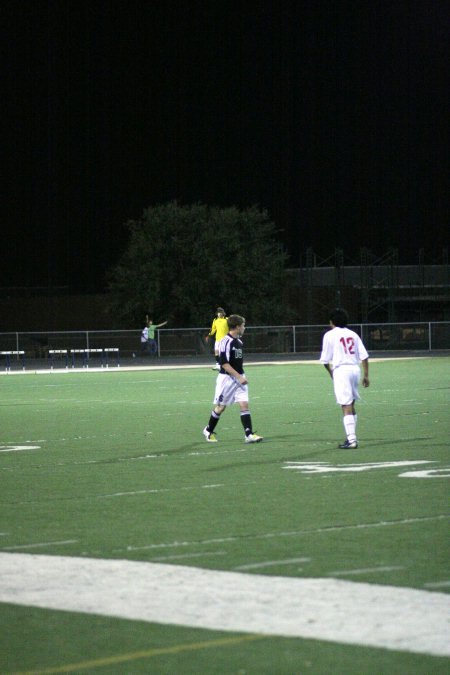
[[205, 307, 229, 370]]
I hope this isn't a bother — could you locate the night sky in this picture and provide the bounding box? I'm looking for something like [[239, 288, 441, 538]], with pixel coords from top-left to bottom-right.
[[3, 0, 449, 292]]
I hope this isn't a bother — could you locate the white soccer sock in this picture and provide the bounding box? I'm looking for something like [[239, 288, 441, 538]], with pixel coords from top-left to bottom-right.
[[343, 414, 357, 442]]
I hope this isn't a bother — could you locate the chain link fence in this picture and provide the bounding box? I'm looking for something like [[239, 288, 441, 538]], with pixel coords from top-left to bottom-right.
[[0, 322, 448, 370]]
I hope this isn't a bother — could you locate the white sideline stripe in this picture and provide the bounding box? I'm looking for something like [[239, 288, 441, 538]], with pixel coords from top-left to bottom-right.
[[0, 553, 448, 657], [329, 566, 405, 576], [123, 514, 449, 552], [235, 557, 310, 570], [0, 355, 429, 377], [2, 540, 78, 550]]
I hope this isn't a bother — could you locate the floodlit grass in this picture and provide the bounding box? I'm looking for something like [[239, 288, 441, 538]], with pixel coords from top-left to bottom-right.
[[1, 357, 449, 674]]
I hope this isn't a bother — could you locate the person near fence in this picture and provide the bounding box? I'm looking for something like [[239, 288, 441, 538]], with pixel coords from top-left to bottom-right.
[[203, 314, 263, 444], [141, 318, 168, 355], [205, 307, 229, 370], [319, 308, 369, 449]]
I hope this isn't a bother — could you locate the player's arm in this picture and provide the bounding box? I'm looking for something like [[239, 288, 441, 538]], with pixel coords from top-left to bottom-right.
[[206, 319, 216, 340], [319, 334, 333, 378], [323, 363, 333, 379], [222, 362, 248, 385], [155, 320, 168, 328], [361, 358, 369, 387]]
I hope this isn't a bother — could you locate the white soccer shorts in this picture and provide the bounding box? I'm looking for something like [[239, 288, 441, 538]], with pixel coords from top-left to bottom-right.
[[213, 373, 249, 407], [332, 365, 361, 405]]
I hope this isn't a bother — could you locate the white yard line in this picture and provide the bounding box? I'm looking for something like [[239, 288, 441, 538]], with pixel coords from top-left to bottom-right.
[[0, 553, 448, 657], [0, 445, 41, 453], [283, 460, 433, 474], [425, 581, 450, 589], [234, 557, 311, 570], [99, 483, 224, 499], [329, 566, 405, 576], [150, 551, 226, 562], [2, 540, 78, 550], [122, 514, 448, 552]]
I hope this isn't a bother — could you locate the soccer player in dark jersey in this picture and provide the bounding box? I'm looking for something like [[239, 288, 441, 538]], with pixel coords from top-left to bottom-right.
[[203, 314, 263, 443]]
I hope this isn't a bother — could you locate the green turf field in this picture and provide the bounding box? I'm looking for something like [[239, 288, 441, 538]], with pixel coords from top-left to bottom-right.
[[1, 357, 449, 674]]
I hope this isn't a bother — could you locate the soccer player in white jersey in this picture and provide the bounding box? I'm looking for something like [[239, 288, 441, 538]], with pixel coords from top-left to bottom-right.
[[320, 308, 369, 449], [203, 314, 263, 444]]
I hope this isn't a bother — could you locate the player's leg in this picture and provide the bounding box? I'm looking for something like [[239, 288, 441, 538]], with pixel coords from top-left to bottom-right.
[[341, 402, 357, 447], [203, 403, 226, 442], [237, 397, 263, 443], [203, 374, 232, 442], [334, 368, 358, 448]]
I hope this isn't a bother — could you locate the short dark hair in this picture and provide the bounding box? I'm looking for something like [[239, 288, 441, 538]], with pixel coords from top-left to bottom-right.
[[330, 308, 349, 328], [216, 307, 225, 314], [227, 314, 245, 329]]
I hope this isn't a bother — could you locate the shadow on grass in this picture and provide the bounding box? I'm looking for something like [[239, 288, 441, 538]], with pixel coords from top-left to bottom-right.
[[202, 435, 438, 472]]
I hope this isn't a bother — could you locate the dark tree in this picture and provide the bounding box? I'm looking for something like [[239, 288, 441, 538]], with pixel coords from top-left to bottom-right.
[[106, 201, 289, 327]]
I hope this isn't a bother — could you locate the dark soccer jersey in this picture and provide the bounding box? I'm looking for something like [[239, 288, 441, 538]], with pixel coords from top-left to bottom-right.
[[218, 334, 244, 374]]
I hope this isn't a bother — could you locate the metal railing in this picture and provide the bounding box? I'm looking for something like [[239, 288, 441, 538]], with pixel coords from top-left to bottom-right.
[[0, 322, 448, 369]]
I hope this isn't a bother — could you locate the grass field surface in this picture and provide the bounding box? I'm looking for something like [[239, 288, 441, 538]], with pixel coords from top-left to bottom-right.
[[0, 356, 449, 674]]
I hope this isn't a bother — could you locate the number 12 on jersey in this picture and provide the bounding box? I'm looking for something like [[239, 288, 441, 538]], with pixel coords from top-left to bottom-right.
[[340, 336, 355, 354]]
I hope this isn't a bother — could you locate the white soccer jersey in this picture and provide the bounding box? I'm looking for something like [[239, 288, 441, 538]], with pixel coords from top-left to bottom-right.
[[320, 327, 369, 369], [141, 327, 149, 343]]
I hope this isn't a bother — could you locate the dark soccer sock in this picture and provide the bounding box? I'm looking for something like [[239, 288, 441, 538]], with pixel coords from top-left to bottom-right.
[[240, 411, 252, 436], [207, 410, 221, 432]]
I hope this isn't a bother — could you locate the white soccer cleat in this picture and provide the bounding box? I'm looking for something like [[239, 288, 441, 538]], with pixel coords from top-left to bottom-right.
[[203, 427, 218, 442], [245, 434, 263, 443], [338, 439, 358, 449]]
